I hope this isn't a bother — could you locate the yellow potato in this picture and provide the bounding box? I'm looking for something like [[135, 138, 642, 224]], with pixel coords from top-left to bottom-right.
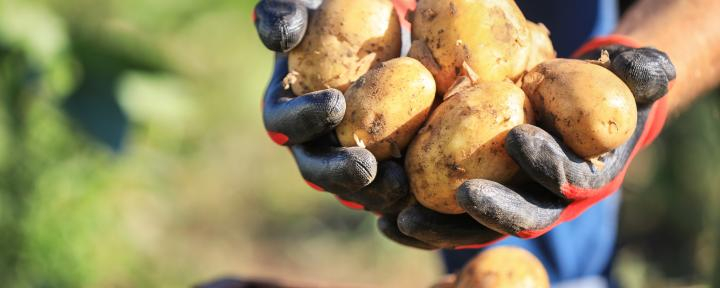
[[521, 59, 637, 159], [526, 22, 556, 70], [405, 80, 533, 214], [455, 247, 550, 288], [287, 0, 401, 95], [336, 57, 436, 160], [410, 0, 553, 94]]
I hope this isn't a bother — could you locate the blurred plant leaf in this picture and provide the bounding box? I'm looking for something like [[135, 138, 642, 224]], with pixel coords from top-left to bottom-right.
[[0, 0, 68, 66], [118, 72, 195, 131]]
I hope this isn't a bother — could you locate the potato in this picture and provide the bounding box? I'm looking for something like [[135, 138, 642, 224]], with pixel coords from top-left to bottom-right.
[[336, 57, 436, 160], [430, 275, 457, 288], [455, 247, 549, 288], [405, 80, 533, 214], [287, 0, 401, 95], [521, 58, 637, 159], [526, 22, 556, 70], [410, 0, 553, 94]]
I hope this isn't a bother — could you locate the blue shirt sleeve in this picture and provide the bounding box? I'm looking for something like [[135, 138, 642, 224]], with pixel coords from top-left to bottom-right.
[[515, 0, 618, 57]]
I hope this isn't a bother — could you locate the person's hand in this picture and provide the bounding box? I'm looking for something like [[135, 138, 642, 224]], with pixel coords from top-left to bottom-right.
[[255, 0, 501, 250], [380, 35, 675, 249], [257, 1, 675, 250], [255, 1, 416, 219]]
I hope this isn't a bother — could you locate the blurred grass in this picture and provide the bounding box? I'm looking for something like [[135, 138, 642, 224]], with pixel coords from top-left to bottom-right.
[[0, 0, 717, 287], [0, 0, 440, 287], [617, 90, 720, 287]]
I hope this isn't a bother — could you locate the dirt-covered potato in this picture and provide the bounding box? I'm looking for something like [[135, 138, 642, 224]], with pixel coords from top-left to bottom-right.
[[287, 0, 401, 95], [336, 57, 436, 160], [455, 247, 549, 288], [521, 58, 637, 159], [410, 0, 553, 94], [405, 80, 533, 214]]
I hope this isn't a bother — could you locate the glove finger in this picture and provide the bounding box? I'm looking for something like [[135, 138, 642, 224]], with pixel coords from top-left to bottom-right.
[[377, 214, 437, 250], [338, 161, 411, 214], [263, 56, 346, 145], [396, 202, 505, 249], [456, 179, 566, 237], [291, 139, 377, 193], [609, 47, 676, 104], [254, 0, 309, 52], [505, 124, 635, 198]]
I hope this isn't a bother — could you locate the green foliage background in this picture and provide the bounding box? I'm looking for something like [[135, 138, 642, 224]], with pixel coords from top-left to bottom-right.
[[0, 0, 717, 287]]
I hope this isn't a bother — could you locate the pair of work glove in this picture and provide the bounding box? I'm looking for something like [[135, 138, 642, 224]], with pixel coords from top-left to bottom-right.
[[254, 0, 676, 249]]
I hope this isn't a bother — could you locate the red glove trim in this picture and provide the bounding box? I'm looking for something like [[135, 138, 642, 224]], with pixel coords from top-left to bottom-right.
[[455, 235, 509, 250], [252, 7, 257, 23], [640, 81, 672, 148], [571, 34, 641, 58], [516, 35, 671, 239], [304, 180, 325, 192], [305, 179, 366, 211], [305, 172, 365, 210], [335, 196, 365, 210], [267, 131, 289, 145]]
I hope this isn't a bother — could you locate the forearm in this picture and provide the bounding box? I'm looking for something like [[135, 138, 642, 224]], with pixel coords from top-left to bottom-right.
[[616, 0, 720, 114]]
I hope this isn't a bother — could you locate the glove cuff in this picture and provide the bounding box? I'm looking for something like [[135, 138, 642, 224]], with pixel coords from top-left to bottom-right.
[[511, 36, 673, 239], [639, 91, 670, 149], [571, 34, 642, 57]]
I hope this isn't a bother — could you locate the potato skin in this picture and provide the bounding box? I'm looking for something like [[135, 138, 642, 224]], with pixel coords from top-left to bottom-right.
[[288, 0, 401, 95], [455, 247, 549, 288], [336, 57, 436, 160], [522, 59, 637, 158], [406, 81, 533, 214], [411, 0, 538, 94], [525, 22, 556, 70]]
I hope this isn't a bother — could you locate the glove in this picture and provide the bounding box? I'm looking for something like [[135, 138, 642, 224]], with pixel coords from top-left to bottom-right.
[[259, 1, 676, 250], [256, 0, 454, 250], [461, 36, 675, 238], [255, 0, 411, 52], [255, 0, 415, 214], [255, 0, 320, 53], [255, 0, 504, 249], [381, 35, 675, 249]]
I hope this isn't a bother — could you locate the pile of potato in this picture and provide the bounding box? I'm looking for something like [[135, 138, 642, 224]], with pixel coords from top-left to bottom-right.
[[286, 0, 637, 214]]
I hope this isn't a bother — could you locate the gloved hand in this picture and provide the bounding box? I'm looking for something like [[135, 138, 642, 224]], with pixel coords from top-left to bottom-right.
[[255, 0, 415, 215], [382, 35, 676, 249], [255, 0, 503, 250], [257, 1, 676, 250]]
